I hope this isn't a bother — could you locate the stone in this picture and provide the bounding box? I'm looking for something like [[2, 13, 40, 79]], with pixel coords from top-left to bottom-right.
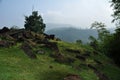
[[0, 40, 15, 48], [66, 49, 80, 54], [36, 50, 45, 54], [0, 27, 10, 34], [94, 59, 102, 65], [76, 55, 86, 61], [21, 42, 37, 59]]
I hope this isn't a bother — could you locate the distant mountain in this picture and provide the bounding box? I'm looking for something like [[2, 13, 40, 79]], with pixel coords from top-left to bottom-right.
[[45, 23, 115, 43], [46, 27, 98, 43], [45, 23, 74, 31]]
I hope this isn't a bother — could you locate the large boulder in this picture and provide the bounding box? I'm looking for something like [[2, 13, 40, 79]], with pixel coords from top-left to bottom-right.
[[0, 27, 10, 34]]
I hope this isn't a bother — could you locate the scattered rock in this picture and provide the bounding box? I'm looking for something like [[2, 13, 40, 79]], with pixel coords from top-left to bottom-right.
[[49, 65, 53, 69], [0, 27, 10, 34], [94, 59, 102, 65], [82, 53, 90, 57], [0, 40, 15, 48], [66, 49, 80, 54], [52, 53, 75, 64], [44, 33, 55, 40], [36, 50, 45, 54], [49, 34, 55, 40], [67, 57, 75, 64], [88, 64, 109, 80], [45, 42, 59, 53], [55, 38, 61, 41], [82, 51, 91, 57], [94, 70, 110, 80], [64, 74, 82, 80], [93, 50, 99, 55], [54, 53, 66, 63], [21, 42, 37, 59], [88, 64, 97, 71], [76, 55, 86, 61]]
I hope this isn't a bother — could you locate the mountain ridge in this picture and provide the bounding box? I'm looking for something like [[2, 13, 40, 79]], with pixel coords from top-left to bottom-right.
[[46, 27, 98, 43]]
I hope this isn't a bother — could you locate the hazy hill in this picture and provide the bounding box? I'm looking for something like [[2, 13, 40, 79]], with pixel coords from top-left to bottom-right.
[[45, 23, 74, 31], [46, 27, 98, 43], [45, 23, 115, 43]]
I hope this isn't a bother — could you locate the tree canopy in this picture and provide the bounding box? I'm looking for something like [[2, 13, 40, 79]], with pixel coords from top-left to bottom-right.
[[24, 11, 46, 33], [96, 0, 120, 66]]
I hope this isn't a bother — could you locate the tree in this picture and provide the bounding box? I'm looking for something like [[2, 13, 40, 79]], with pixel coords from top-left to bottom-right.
[[111, 0, 120, 23], [88, 35, 98, 50], [24, 11, 46, 33], [90, 21, 110, 52], [106, 0, 120, 66], [91, 21, 110, 41], [10, 25, 20, 30], [76, 39, 82, 44]]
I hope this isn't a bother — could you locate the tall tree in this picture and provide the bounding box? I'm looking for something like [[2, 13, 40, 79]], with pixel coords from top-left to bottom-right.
[[90, 21, 110, 52], [24, 11, 46, 33], [107, 0, 120, 66], [111, 0, 120, 23], [91, 21, 110, 41]]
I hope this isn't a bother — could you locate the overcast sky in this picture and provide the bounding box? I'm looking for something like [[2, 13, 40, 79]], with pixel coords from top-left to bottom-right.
[[0, 0, 115, 29]]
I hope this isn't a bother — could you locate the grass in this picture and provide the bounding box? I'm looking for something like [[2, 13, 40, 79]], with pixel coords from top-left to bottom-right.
[[102, 64, 120, 80], [0, 41, 120, 80]]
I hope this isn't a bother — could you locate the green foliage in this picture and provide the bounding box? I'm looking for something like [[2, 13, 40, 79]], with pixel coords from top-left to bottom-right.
[[90, 21, 110, 53], [88, 36, 98, 50], [91, 21, 110, 41], [89, 20, 120, 66], [76, 39, 82, 44], [24, 11, 46, 33], [10, 25, 20, 30], [106, 0, 120, 66], [111, 0, 120, 23], [105, 32, 120, 66], [102, 64, 120, 80]]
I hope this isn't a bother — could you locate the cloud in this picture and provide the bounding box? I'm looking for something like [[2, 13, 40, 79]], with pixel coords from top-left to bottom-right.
[[43, 0, 114, 28], [43, 11, 66, 24]]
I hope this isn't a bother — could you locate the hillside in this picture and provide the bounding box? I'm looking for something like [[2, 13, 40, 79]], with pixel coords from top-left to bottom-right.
[[0, 28, 120, 80], [0, 41, 120, 80]]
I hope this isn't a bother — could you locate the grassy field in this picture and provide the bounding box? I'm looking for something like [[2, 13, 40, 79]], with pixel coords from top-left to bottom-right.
[[0, 42, 120, 80]]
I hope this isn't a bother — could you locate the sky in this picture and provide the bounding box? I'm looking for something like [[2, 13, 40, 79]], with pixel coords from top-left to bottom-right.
[[0, 0, 115, 29]]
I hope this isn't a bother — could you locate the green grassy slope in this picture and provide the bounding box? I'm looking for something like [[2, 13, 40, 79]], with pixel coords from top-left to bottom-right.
[[0, 41, 120, 80]]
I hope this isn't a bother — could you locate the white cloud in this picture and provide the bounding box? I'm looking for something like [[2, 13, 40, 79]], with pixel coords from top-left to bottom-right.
[[43, 0, 115, 28], [43, 11, 66, 24]]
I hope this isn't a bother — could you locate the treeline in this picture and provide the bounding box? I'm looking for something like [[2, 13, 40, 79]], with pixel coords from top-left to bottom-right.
[[88, 0, 120, 66]]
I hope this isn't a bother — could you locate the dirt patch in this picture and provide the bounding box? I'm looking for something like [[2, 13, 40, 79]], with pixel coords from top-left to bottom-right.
[[64, 74, 82, 80]]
